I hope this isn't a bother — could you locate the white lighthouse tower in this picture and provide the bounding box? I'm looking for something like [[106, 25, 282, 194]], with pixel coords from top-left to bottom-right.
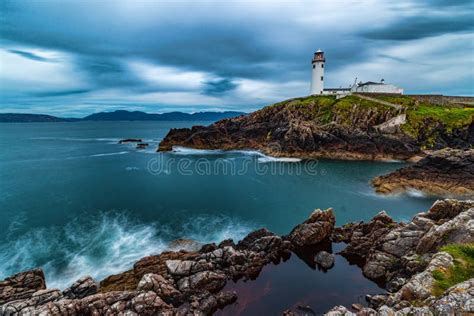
[[310, 49, 325, 95]]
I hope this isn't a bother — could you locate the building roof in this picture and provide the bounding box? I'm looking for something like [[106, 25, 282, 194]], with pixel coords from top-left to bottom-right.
[[358, 81, 384, 86], [324, 88, 351, 91]]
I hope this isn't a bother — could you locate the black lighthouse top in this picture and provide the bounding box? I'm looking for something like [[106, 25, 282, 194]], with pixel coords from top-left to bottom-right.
[[312, 49, 325, 63]]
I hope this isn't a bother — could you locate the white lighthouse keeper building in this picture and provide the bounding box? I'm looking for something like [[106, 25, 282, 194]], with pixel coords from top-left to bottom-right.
[[310, 49, 325, 95]]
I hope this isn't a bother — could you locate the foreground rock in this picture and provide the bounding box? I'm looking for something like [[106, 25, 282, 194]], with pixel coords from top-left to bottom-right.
[[158, 95, 473, 161], [325, 279, 474, 316], [2, 202, 473, 315], [0, 209, 334, 315], [328, 199, 474, 315], [333, 199, 473, 283], [0, 269, 45, 305], [315, 251, 335, 269], [373, 148, 474, 197]]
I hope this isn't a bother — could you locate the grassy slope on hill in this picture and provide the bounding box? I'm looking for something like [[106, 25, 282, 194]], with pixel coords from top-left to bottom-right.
[[432, 243, 474, 297], [372, 95, 474, 138], [271, 95, 396, 124], [266, 94, 473, 148]]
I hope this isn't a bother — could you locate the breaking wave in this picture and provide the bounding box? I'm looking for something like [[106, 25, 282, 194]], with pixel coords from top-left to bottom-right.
[[171, 146, 301, 162], [406, 189, 428, 198], [32, 137, 122, 143], [90, 151, 129, 157], [0, 212, 255, 290]]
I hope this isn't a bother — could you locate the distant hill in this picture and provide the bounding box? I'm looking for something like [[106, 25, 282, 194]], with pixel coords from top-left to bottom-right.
[[0, 113, 78, 123], [0, 110, 245, 123], [82, 110, 244, 121]]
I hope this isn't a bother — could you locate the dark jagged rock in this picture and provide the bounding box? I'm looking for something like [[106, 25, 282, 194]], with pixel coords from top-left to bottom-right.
[[137, 273, 182, 306], [118, 138, 142, 144], [287, 208, 335, 247], [0, 208, 320, 315], [315, 251, 335, 269], [158, 96, 424, 161], [136, 143, 149, 149], [158, 96, 474, 162], [0, 268, 46, 305], [1, 200, 472, 315], [332, 199, 474, 283], [373, 148, 474, 197], [62, 276, 98, 299]]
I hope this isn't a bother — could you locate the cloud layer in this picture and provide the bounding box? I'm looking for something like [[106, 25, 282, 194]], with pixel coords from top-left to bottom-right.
[[1, 0, 473, 116]]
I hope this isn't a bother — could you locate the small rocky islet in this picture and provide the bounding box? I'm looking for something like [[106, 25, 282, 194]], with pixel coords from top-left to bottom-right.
[[1, 199, 473, 315]]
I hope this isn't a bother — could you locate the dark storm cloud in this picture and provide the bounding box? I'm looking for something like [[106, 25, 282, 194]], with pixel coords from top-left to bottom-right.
[[30, 89, 92, 97], [203, 79, 238, 96], [75, 56, 142, 88], [8, 49, 54, 62], [427, 0, 474, 7], [362, 14, 474, 40], [1, 0, 473, 115]]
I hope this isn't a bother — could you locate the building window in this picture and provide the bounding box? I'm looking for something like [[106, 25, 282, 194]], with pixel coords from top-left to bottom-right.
[[313, 65, 315, 69], [321, 76, 323, 81], [321, 64, 324, 68]]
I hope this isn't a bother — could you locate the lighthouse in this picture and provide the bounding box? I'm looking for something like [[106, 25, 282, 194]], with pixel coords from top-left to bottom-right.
[[310, 49, 325, 95]]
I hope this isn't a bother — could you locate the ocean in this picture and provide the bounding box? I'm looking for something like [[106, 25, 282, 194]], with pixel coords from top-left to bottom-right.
[[0, 121, 436, 311]]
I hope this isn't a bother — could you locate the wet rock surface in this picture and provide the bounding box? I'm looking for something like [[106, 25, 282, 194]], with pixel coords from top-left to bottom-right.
[[62, 276, 98, 299], [326, 198, 474, 315], [315, 251, 335, 269], [1, 201, 473, 315], [372, 148, 474, 197], [0, 269, 46, 305]]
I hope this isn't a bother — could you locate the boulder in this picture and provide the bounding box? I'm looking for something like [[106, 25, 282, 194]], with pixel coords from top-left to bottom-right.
[[177, 271, 227, 293], [62, 276, 98, 299], [288, 209, 335, 247], [430, 278, 474, 315], [315, 251, 335, 269], [0, 268, 46, 304], [1, 288, 63, 314], [137, 273, 182, 305]]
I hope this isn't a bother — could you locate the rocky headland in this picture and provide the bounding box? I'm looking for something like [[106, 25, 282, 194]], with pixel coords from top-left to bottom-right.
[[373, 148, 474, 198], [158, 94, 473, 161], [1, 199, 473, 315]]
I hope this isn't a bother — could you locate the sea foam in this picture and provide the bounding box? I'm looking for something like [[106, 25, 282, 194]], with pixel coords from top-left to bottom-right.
[[171, 146, 301, 162], [0, 212, 254, 289], [90, 151, 129, 157]]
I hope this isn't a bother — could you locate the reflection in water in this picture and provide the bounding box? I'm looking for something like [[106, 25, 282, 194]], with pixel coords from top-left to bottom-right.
[[217, 243, 384, 315]]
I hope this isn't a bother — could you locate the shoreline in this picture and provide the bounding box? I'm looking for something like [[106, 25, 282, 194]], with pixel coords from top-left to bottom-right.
[[2, 199, 473, 315]]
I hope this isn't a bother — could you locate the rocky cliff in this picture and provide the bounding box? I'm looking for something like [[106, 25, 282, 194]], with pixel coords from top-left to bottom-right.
[[1, 200, 473, 315], [373, 148, 474, 197], [158, 95, 474, 161]]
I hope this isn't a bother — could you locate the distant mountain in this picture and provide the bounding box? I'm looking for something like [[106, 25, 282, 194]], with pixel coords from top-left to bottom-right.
[[0, 113, 78, 123], [0, 110, 245, 123], [83, 110, 245, 121]]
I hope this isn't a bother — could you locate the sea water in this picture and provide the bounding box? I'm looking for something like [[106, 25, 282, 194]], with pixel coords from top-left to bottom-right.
[[0, 121, 436, 294]]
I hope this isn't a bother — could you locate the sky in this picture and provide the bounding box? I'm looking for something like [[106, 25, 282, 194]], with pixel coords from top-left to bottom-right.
[[0, 0, 473, 117]]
